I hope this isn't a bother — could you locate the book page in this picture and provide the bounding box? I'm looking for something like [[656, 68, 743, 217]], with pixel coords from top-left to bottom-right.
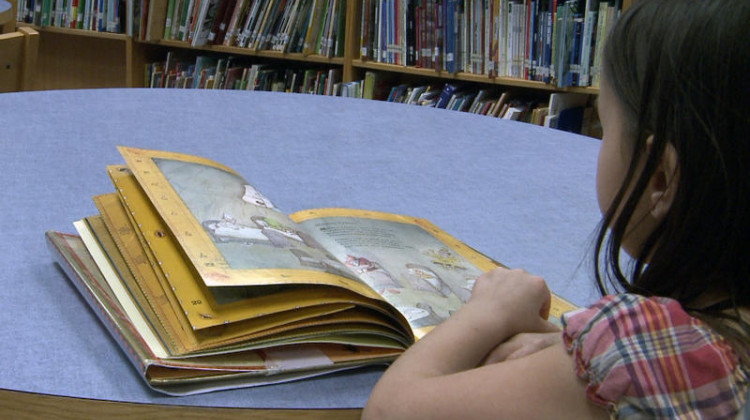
[[117, 147, 380, 300], [291, 209, 498, 337], [73, 220, 170, 359]]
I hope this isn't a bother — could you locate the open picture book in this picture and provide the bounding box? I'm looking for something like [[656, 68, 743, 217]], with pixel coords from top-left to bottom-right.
[[46, 146, 576, 395]]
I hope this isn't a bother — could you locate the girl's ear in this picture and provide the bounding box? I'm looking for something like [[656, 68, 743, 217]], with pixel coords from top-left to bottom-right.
[[647, 136, 679, 221]]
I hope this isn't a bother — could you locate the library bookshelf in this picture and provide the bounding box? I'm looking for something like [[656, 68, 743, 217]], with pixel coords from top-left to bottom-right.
[[12, 0, 631, 137], [17, 0, 631, 132]]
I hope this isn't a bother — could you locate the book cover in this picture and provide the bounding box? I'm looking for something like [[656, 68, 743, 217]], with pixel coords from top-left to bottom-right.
[[190, 56, 218, 88], [435, 82, 457, 109], [555, 105, 583, 132]]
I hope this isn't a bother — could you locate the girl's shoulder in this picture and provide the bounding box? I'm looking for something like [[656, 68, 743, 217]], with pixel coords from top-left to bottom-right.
[[561, 293, 748, 419], [563, 293, 713, 344]]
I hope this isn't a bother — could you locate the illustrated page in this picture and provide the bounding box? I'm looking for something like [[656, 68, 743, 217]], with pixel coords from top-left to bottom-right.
[[292, 209, 498, 337], [118, 147, 380, 299]]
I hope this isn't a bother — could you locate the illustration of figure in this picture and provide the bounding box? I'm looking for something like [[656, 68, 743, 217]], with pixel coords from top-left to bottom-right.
[[289, 249, 357, 279], [424, 247, 467, 270], [448, 275, 474, 303], [344, 255, 401, 293], [400, 302, 444, 328], [405, 264, 452, 298], [251, 216, 306, 248], [242, 185, 275, 209], [202, 213, 269, 245], [290, 249, 327, 268]]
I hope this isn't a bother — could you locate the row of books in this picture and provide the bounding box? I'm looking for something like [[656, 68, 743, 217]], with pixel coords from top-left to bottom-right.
[[374, 77, 598, 135], [360, 0, 622, 87], [163, 0, 346, 55], [146, 53, 343, 93], [13, 0, 346, 49], [145, 53, 599, 135], [16, 0, 129, 33]]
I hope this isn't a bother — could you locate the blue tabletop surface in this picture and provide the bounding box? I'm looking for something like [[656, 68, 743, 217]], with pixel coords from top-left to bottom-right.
[[0, 88, 603, 408]]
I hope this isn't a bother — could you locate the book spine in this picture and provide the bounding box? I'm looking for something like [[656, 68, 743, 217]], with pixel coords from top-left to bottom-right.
[[68, 0, 79, 26], [589, 0, 606, 86], [208, 0, 230, 43], [178, 0, 193, 39], [239, 0, 257, 46], [360, 0, 369, 59], [577, 0, 595, 85], [163, 0, 176, 36], [569, 12, 582, 86], [222, 0, 245, 45], [186, 0, 202, 41], [98, 0, 105, 31], [247, 0, 265, 47], [106, 0, 116, 31], [276, 0, 297, 50]]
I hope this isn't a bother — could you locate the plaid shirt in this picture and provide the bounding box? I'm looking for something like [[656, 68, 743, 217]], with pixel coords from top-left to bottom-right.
[[562, 294, 748, 419]]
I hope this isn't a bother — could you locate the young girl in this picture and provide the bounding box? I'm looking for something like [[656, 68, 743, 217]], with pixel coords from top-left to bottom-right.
[[362, 0, 749, 418]]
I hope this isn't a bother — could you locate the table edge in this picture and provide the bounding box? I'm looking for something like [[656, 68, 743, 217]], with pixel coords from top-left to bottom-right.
[[0, 388, 363, 419]]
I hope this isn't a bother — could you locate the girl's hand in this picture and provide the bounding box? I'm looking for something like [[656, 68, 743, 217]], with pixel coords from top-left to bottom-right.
[[465, 267, 553, 341]]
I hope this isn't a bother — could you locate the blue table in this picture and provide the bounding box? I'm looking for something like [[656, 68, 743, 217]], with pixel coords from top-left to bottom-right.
[[0, 88, 602, 415]]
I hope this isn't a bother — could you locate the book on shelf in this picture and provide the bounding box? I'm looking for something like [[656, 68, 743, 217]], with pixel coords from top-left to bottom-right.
[[361, 70, 391, 100], [434, 82, 457, 109], [17, 0, 127, 32], [210, 0, 235, 43], [555, 105, 584, 132], [153, 0, 345, 55], [47, 146, 577, 395], [339, 80, 362, 97], [543, 91, 587, 126], [190, 0, 222, 45], [355, 0, 622, 87], [143, 48, 600, 134]]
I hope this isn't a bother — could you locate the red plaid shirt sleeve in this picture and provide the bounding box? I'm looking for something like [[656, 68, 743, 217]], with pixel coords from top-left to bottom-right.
[[562, 294, 748, 419]]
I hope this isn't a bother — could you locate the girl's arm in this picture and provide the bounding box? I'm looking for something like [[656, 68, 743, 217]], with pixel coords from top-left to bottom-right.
[[362, 267, 609, 420], [480, 329, 561, 364]]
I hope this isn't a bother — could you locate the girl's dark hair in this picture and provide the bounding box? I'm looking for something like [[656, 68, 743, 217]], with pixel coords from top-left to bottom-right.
[[595, 0, 750, 360]]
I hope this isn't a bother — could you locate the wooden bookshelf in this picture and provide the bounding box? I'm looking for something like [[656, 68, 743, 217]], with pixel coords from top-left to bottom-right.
[[352, 59, 598, 94], [18, 0, 625, 94], [154, 39, 346, 65]]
